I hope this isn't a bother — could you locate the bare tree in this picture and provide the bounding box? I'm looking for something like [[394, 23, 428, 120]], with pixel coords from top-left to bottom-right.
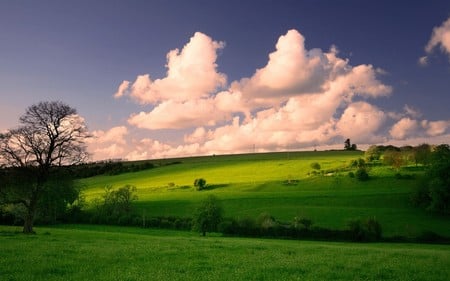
[[0, 101, 89, 233]]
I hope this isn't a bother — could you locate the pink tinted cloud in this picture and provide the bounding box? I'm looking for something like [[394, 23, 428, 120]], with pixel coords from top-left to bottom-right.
[[422, 17, 450, 64], [99, 29, 450, 161], [115, 32, 226, 104]]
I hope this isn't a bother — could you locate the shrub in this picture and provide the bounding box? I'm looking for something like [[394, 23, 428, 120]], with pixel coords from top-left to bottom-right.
[[194, 178, 207, 190], [293, 216, 313, 230], [348, 171, 355, 178], [256, 212, 277, 229], [192, 195, 223, 236], [412, 144, 450, 214], [355, 168, 369, 181], [310, 162, 321, 170], [348, 217, 382, 242]]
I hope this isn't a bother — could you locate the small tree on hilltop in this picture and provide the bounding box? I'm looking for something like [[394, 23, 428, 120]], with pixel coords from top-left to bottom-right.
[[192, 195, 223, 236], [344, 139, 357, 151]]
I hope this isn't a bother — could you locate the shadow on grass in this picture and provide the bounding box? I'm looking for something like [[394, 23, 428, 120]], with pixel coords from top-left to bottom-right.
[[201, 184, 229, 191]]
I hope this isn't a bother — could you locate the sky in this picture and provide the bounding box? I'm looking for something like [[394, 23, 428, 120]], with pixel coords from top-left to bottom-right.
[[1, 0, 450, 161]]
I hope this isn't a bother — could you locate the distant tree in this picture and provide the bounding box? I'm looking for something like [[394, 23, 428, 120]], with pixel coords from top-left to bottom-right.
[[413, 144, 450, 214], [0, 101, 89, 233], [93, 185, 138, 223], [350, 158, 366, 169], [310, 162, 321, 170], [355, 168, 369, 181], [365, 145, 381, 161], [194, 178, 207, 190], [344, 139, 351, 150], [383, 150, 405, 170], [192, 195, 223, 236], [344, 139, 357, 151], [414, 144, 432, 166]]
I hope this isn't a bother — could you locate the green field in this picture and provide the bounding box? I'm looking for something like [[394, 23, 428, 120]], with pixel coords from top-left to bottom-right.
[[1, 225, 449, 281], [78, 151, 450, 238]]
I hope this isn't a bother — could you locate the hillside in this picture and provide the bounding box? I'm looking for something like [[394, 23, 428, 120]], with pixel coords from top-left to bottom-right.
[[78, 151, 450, 238]]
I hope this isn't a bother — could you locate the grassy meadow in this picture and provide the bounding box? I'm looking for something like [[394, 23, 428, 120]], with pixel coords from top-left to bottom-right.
[[1, 225, 449, 281], [78, 151, 450, 238]]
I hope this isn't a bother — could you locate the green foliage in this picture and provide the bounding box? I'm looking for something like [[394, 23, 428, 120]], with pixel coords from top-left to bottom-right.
[[192, 195, 223, 236], [91, 185, 138, 224], [414, 144, 432, 166], [256, 212, 277, 229], [355, 168, 369, 181], [0, 167, 82, 225], [383, 150, 405, 170], [365, 145, 381, 161], [348, 217, 382, 242], [349, 158, 366, 169], [412, 144, 450, 214], [293, 216, 313, 230], [194, 178, 207, 190], [310, 162, 321, 170], [71, 161, 156, 178]]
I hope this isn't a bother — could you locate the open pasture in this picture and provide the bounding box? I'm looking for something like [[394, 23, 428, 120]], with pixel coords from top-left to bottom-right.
[[1, 225, 449, 281]]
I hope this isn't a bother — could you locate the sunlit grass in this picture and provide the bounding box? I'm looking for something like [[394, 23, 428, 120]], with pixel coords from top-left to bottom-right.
[[76, 151, 450, 238]]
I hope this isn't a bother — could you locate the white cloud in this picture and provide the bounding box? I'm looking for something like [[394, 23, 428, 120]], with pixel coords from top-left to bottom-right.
[[390, 118, 419, 140], [336, 102, 386, 143], [86, 126, 128, 160], [114, 32, 226, 104], [422, 120, 450, 137], [113, 80, 130, 98], [418, 56, 428, 66], [424, 17, 450, 62], [95, 29, 450, 161], [128, 98, 230, 130]]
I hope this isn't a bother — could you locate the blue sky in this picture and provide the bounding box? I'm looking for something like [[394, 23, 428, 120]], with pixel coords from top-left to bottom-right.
[[1, 0, 450, 160]]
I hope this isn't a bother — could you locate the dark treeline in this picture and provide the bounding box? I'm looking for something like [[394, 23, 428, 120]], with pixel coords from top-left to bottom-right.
[[69, 160, 183, 178]]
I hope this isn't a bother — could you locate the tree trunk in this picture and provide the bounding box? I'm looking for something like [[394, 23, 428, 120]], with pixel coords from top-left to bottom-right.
[[23, 195, 38, 234]]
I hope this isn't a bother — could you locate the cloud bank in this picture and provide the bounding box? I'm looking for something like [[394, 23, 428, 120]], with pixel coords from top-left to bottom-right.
[[89, 29, 449, 161]]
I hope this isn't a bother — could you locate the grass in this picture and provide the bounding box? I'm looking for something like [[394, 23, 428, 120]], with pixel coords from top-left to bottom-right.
[[1, 225, 449, 281], [77, 151, 450, 238]]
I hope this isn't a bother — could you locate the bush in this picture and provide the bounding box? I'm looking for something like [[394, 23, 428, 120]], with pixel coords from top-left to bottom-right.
[[355, 168, 369, 181], [192, 195, 223, 236], [348, 171, 355, 178], [256, 212, 277, 229], [412, 144, 450, 214], [293, 216, 313, 230], [348, 217, 382, 242], [310, 162, 321, 170], [194, 178, 207, 190]]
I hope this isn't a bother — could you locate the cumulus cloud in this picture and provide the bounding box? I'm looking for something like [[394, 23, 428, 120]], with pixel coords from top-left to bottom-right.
[[422, 17, 450, 63], [422, 120, 450, 137], [336, 102, 386, 143], [97, 29, 450, 161], [86, 126, 128, 160], [390, 118, 420, 140], [128, 99, 228, 130], [115, 32, 226, 104], [113, 32, 229, 129]]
